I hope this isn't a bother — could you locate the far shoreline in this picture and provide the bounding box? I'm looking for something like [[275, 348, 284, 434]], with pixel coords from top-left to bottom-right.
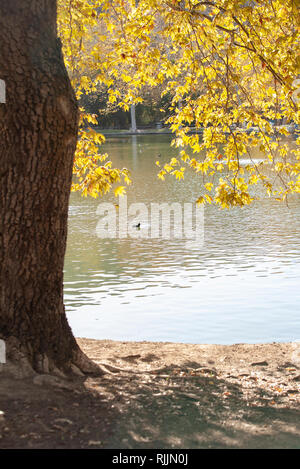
[[93, 124, 299, 138]]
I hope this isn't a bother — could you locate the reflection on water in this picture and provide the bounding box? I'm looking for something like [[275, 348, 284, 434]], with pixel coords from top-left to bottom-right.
[[64, 135, 300, 344]]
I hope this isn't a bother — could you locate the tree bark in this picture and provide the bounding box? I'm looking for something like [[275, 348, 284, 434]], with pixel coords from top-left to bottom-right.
[[0, 0, 97, 376], [130, 104, 137, 133]]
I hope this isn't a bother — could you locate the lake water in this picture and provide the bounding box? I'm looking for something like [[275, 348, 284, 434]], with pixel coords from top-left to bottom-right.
[[64, 134, 300, 344]]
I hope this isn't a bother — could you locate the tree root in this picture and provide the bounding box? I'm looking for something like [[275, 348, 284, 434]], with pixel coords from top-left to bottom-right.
[[0, 336, 107, 380], [71, 348, 107, 376]]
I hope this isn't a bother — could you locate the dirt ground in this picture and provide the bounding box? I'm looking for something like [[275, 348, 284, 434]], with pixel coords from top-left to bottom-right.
[[0, 338, 300, 449]]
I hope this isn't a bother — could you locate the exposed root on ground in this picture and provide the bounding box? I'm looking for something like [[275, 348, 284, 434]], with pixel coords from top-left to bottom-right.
[[0, 337, 107, 381]]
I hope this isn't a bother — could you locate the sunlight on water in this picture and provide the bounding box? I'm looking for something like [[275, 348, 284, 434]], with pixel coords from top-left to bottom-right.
[[64, 134, 300, 344]]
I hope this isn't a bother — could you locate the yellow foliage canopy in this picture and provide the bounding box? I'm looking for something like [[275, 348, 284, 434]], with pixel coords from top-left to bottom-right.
[[58, 0, 300, 207]]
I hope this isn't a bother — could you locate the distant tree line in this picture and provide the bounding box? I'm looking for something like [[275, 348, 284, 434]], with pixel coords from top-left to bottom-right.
[[79, 88, 172, 129]]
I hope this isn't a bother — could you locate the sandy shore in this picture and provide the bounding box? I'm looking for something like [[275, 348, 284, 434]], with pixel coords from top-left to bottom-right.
[[0, 338, 300, 449]]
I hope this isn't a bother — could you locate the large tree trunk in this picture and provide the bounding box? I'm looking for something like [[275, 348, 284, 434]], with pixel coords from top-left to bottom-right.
[[0, 0, 97, 376]]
